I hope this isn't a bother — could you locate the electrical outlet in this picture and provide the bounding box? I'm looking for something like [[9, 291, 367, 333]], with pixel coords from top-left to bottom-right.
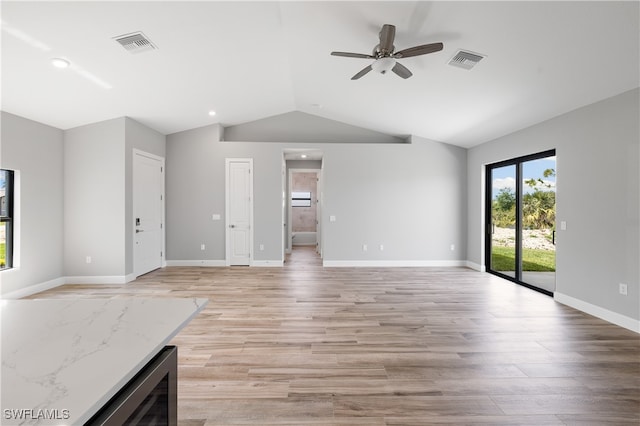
[[86, 256, 92, 264], [362, 244, 368, 252], [259, 244, 265, 251], [379, 244, 384, 251], [450, 244, 455, 251], [619, 283, 628, 295], [200, 244, 205, 250]]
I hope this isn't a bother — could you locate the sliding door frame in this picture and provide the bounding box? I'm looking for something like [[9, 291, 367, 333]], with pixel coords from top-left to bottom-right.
[[485, 149, 556, 296]]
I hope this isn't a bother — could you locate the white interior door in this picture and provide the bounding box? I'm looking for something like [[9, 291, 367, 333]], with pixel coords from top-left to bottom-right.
[[134, 150, 164, 277], [226, 159, 253, 266]]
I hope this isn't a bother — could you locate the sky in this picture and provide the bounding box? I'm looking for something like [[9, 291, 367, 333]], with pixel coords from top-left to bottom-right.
[[491, 156, 556, 196]]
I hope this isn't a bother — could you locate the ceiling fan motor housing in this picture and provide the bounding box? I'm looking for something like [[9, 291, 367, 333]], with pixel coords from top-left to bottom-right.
[[373, 44, 395, 58]]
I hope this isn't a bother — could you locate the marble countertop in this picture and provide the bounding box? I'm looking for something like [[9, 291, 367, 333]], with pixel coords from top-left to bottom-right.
[[1, 298, 207, 425]]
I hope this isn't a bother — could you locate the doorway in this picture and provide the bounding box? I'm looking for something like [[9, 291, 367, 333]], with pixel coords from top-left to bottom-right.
[[289, 169, 320, 252], [283, 150, 323, 259], [485, 150, 556, 294], [133, 150, 165, 277]]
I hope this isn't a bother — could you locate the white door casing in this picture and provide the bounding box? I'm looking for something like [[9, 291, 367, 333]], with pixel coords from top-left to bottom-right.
[[225, 158, 253, 266], [281, 157, 286, 261], [316, 166, 323, 257], [133, 150, 164, 277]]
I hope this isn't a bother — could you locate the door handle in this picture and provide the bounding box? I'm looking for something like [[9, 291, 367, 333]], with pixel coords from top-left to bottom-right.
[[229, 224, 235, 228], [136, 229, 144, 233]]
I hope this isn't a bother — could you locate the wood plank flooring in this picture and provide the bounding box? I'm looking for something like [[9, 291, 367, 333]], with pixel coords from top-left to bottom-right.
[[28, 247, 640, 425]]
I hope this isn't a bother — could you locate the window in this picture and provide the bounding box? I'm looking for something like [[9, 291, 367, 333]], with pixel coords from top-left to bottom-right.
[[0, 169, 14, 270], [291, 191, 312, 207]]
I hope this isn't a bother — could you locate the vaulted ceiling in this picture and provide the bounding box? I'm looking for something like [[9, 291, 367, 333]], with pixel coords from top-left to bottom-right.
[[1, 1, 638, 148]]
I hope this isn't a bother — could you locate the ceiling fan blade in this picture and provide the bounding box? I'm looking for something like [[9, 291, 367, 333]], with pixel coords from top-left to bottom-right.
[[378, 24, 396, 53], [391, 62, 413, 79], [394, 42, 444, 58], [331, 51, 375, 59], [351, 65, 373, 80]]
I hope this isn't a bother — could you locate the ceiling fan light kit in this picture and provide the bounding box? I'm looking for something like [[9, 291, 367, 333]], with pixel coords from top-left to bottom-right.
[[371, 57, 396, 74], [331, 24, 444, 80]]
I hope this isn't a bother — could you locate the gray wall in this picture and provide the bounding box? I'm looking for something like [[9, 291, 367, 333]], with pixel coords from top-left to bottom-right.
[[286, 160, 322, 171], [467, 88, 639, 321], [166, 122, 467, 264], [224, 111, 407, 144], [322, 137, 467, 262], [166, 124, 225, 261], [64, 118, 127, 277], [0, 112, 64, 295]]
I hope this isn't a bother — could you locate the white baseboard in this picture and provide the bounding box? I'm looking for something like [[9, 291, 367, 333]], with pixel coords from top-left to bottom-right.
[[165, 260, 226, 267], [554, 292, 640, 333], [323, 260, 468, 268], [1, 277, 66, 299], [252, 260, 284, 267], [466, 261, 485, 272], [65, 275, 131, 285]]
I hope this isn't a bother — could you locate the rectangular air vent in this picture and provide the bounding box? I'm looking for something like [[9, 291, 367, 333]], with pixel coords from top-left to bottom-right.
[[113, 32, 157, 54], [448, 50, 485, 70]]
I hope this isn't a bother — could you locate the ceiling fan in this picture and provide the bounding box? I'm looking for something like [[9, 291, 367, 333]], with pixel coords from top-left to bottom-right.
[[331, 24, 443, 80]]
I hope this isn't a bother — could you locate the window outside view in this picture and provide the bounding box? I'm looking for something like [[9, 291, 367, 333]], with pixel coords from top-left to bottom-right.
[[0, 170, 11, 270]]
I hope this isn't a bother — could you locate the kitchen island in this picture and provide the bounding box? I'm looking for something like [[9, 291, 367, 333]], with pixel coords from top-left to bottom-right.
[[1, 298, 207, 425]]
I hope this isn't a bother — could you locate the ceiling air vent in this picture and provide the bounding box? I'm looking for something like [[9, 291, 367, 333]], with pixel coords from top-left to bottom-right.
[[448, 50, 485, 70], [113, 32, 157, 54]]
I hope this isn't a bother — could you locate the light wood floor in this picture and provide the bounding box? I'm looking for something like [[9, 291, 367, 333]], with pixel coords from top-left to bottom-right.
[[29, 247, 639, 425]]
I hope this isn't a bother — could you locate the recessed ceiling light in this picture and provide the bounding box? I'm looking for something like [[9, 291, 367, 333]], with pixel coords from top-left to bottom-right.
[[301, 154, 307, 159], [51, 57, 70, 69], [208, 110, 216, 117]]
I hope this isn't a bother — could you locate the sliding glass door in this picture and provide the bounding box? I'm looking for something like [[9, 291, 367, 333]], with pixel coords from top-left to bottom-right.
[[486, 150, 556, 295]]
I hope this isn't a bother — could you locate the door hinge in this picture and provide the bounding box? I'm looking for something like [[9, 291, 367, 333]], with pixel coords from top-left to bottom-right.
[[160, 195, 163, 200], [160, 223, 163, 229], [161, 166, 163, 173], [161, 251, 163, 257]]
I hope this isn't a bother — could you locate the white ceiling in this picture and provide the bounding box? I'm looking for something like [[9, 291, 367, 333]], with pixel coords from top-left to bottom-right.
[[1, 1, 638, 148]]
